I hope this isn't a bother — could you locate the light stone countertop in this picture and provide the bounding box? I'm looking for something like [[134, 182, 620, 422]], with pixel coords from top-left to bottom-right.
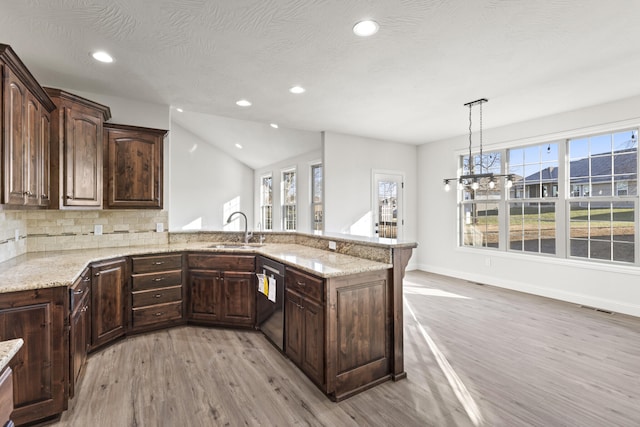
[[0, 338, 23, 372], [0, 242, 393, 294]]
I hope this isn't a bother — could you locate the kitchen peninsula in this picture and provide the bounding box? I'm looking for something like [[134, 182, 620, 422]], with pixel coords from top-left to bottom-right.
[[0, 232, 415, 426]]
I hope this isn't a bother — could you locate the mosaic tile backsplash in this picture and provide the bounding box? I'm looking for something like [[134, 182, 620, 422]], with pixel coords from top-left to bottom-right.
[[0, 210, 168, 263]]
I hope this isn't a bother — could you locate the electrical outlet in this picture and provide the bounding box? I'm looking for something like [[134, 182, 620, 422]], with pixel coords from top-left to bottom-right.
[[156, 222, 164, 233], [15, 229, 20, 241], [94, 224, 103, 236], [328, 241, 337, 250]]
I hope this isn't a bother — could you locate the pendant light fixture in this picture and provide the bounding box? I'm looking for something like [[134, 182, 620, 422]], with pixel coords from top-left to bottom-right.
[[443, 98, 514, 191]]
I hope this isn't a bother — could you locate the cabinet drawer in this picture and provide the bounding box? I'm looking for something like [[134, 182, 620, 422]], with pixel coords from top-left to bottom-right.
[[70, 268, 91, 311], [132, 270, 182, 291], [132, 285, 182, 308], [132, 254, 182, 274], [132, 301, 182, 327], [286, 268, 324, 302], [188, 254, 255, 271]]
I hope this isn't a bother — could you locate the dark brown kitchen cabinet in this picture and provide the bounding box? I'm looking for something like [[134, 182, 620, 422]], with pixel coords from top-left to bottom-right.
[[69, 268, 91, 399], [284, 267, 325, 388], [103, 123, 166, 209], [0, 365, 14, 427], [0, 287, 67, 426], [91, 258, 126, 350], [45, 87, 111, 209], [130, 254, 184, 332], [187, 254, 255, 327], [1, 44, 55, 207]]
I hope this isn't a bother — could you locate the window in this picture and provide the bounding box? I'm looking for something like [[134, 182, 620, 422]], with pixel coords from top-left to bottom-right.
[[282, 169, 297, 231], [508, 143, 559, 255], [311, 163, 323, 232], [460, 151, 501, 248], [568, 130, 637, 262], [454, 128, 638, 265], [260, 175, 273, 230]]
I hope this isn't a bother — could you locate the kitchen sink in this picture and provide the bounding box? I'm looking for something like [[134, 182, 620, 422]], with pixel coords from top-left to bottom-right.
[[208, 243, 263, 249]]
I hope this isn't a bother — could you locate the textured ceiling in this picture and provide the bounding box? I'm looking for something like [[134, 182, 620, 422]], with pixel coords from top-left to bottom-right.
[[2, 0, 640, 160]]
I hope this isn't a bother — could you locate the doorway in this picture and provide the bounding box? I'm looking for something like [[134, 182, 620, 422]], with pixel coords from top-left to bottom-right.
[[372, 171, 404, 240]]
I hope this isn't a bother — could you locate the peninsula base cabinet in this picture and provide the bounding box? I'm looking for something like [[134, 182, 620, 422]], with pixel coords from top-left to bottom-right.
[[0, 287, 67, 426], [285, 267, 393, 401]]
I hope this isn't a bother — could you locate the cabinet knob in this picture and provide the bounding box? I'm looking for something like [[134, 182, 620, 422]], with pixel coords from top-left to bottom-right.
[[94, 272, 100, 277], [73, 289, 84, 295], [83, 277, 91, 282], [297, 281, 306, 287]]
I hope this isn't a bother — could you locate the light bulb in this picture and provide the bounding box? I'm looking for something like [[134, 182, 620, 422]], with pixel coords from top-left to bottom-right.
[[488, 180, 495, 189], [444, 182, 451, 192], [506, 178, 513, 188], [471, 181, 479, 190]]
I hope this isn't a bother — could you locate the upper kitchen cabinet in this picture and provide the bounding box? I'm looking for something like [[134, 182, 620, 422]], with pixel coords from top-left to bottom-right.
[[45, 87, 111, 209], [0, 44, 56, 207], [103, 123, 166, 209]]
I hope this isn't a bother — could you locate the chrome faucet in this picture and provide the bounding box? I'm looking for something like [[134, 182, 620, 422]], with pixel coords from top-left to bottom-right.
[[226, 211, 253, 244]]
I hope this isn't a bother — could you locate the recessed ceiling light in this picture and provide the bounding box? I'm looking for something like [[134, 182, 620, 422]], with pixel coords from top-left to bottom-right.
[[289, 86, 305, 94], [236, 99, 252, 107], [91, 51, 114, 63], [235, 143, 243, 149], [353, 20, 379, 37], [176, 107, 183, 113], [270, 123, 279, 129]]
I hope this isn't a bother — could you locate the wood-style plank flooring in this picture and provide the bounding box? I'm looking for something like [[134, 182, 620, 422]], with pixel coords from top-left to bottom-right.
[[50, 271, 640, 426]]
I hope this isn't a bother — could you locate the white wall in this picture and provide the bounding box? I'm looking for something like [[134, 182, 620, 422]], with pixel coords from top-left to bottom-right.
[[417, 94, 640, 317], [169, 122, 254, 231], [323, 132, 418, 253], [254, 149, 322, 233]]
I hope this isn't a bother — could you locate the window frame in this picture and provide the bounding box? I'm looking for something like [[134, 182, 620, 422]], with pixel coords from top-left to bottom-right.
[[281, 167, 297, 231], [310, 162, 323, 233], [259, 174, 273, 231]]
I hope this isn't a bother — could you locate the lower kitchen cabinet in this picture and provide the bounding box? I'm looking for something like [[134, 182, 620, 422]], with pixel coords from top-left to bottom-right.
[[69, 268, 91, 398], [187, 254, 255, 327], [0, 287, 67, 426], [284, 268, 325, 388], [91, 258, 126, 350], [130, 254, 184, 332]]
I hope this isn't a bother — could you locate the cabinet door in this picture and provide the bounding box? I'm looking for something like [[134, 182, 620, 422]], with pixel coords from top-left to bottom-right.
[[69, 296, 89, 398], [188, 270, 222, 322], [0, 288, 66, 426], [24, 92, 40, 205], [284, 290, 304, 366], [302, 297, 325, 386], [105, 126, 164, 208], [64, 107, 102, 207], [4, 68, 26, 205], [91, 259, 126, 349], [39, 109, 51, 206], [221, 271, 255, 326]]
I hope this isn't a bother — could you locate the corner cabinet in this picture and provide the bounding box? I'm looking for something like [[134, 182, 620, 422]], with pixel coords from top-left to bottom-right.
[[45, 87, 111, 209], [0, 287, 67, 426], [103, 123, 167, 209], [187, 254, 256, 327], [1, 44, 55, 207]]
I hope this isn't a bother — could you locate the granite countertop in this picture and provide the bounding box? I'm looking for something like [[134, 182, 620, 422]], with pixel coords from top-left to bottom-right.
[[0, 242, 393, 294], [0, 338, 23, 372]]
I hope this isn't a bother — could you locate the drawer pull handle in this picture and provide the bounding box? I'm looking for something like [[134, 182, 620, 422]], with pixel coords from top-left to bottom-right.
[[155, 312, 164, 317], [154, 294, 163, 298], [83, 277, 91, 282], [73, 289, 84, 295], [297, 281, 306, 286], [153, 277, 164, 282], [82, 305, 89, 312], [94, 272, 100, 277], [153, 261, 165, 265]]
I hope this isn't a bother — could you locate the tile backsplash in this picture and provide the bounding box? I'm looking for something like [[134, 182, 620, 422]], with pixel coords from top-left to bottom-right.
[[0, 210, 168, 263]]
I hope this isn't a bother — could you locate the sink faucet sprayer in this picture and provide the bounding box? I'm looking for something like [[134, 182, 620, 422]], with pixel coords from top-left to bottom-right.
[[226, 211, 252, 244]]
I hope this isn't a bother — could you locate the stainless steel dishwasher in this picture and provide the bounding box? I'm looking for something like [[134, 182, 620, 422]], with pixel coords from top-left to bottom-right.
[[256, 256, 285, 351]]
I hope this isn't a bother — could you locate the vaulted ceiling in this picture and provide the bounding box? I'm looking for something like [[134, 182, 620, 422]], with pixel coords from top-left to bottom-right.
[[2, 0, 640, 160]]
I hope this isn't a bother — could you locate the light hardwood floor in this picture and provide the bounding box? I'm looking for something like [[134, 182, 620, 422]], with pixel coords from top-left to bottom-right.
[[50, 271, 640, 426]]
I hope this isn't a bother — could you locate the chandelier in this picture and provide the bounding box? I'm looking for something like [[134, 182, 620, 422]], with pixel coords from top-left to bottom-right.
[[443, 98, 514, 191]]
